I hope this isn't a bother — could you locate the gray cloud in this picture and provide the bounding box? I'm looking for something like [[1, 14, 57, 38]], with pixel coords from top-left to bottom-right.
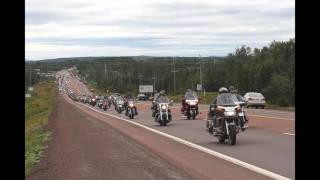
[[25, 0, 294, 60]]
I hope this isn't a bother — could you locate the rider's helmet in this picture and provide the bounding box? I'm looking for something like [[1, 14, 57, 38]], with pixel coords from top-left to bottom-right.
[[218, 87, 228, 94], [229, 85, 235, 92], [186, 89, 192, 93], [160, 90, 166, 95]]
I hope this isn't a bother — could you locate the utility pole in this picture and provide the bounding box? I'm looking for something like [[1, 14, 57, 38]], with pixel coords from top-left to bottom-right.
[[104, 63, 107, 79], [199, 54, 203, 95], [152, 72, 157, 95], [172, 57, 178, 94], [138, 75, 143, 86]]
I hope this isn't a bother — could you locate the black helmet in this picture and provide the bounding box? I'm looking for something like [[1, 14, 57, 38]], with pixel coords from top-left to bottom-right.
[[160, 90, 166, 95], [219, 87, 228, 94]]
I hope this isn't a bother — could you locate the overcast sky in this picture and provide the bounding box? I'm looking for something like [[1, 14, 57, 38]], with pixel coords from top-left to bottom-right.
[[26, 0, 295, 60]]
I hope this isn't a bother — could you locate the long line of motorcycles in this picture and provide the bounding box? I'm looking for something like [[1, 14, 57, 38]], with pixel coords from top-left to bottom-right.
[[63, 86, 248, 146], [66, 91, 139, 119]]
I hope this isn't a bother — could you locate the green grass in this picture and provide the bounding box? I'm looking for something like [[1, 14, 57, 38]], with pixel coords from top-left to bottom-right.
[[25, 81, 56, 176], [169, 92, 219, 104]]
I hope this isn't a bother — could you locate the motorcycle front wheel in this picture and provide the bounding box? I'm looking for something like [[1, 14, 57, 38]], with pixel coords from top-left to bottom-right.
[[228, 125, 237, 145], [192, 110, 196, 120], [217, 136, 225, 143]]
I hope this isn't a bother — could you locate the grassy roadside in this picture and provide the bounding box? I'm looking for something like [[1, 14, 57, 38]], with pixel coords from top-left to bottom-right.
[[25, 81, 56, 176], [169, 92, 219, 104]]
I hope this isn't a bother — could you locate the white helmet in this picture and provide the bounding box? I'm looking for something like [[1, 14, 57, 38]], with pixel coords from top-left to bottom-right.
[[218, 87, 228, 94]]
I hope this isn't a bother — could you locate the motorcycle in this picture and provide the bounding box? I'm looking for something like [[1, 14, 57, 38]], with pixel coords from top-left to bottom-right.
[[207, 93, 246, 145], [154, 97, 173, 126], [234, 101, 249, 131], [97, 100, 103, 109], [90, 97, 97, 107], [125, 100, 137, 119], [182, 92, 199, 120], [115, 97, 125, 113], [101, 100, 109, 111]]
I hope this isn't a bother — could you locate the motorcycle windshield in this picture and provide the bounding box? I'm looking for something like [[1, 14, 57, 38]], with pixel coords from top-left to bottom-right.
[[156, 96, 170, 103], [185, 92, 198, 100], [216, 93, 238, 106], [116, 97, 124, 103]]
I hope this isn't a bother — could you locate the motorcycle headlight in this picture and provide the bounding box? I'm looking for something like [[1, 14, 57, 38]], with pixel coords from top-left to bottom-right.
[[190, 100, 198, 105], [224, 111, 236, 116], [161, 105, 167, 110], [129, 103, 134, 107]]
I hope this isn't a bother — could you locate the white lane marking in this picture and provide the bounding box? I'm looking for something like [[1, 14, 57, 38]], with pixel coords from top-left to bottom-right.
[[65, 95, 291, 180], [248, 115, 294, 121], [283, 133, 295, 136]]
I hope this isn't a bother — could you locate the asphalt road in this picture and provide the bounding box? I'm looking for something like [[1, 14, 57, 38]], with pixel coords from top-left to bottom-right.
[[57, 69, 295, 179], [27, 92, 196, 180], [87, 102, 295, 179]]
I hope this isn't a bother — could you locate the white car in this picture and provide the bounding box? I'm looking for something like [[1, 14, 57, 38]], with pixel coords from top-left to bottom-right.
[[243, 92, 266, 109]]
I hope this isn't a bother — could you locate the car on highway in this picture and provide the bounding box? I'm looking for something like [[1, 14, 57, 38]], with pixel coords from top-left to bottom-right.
[[137, 93, 148, 101], [243, 92, 266, 109]]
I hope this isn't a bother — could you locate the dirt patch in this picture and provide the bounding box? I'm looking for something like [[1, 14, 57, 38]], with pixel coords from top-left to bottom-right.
[[27, 93, 194, 180]]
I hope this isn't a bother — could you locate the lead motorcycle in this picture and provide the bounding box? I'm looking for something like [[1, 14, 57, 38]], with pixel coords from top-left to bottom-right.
[[207, 93, 247, 145], [90, 96, 97, 107], [153, 96, 173, 126], [182, 92, 199, 120], [101, 99, 109, 111]]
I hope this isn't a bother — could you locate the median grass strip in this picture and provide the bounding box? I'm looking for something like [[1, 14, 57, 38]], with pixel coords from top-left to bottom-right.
[[169, 92, 219, 105], [25, 81, 56, 176]]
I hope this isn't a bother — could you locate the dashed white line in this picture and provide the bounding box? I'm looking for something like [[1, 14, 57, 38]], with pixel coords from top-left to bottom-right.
[[283, 133, 295, 136]]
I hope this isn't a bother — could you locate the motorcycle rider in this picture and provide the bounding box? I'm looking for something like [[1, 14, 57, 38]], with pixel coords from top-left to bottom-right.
[[156, 90, 169, 102], [207, 87, 229, 134], [151, 90, 160, 117], [181, 89, 192, 113], [152, 90, 170, 117], [124, 92, 138, 115], [229, 85, 245, 103]]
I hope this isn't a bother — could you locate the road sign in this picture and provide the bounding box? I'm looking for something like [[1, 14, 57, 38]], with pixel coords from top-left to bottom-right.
[[28, 87, 34, 91], [196, 84, 202, 91], [139, 85, 153, 93]]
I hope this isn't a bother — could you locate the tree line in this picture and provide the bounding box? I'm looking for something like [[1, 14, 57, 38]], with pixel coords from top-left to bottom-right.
[[25, 38, 294, 106]]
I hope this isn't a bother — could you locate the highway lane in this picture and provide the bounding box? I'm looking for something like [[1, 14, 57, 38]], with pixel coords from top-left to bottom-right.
[[90, 103, 295, 179], [58, 69, 295, 179]]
